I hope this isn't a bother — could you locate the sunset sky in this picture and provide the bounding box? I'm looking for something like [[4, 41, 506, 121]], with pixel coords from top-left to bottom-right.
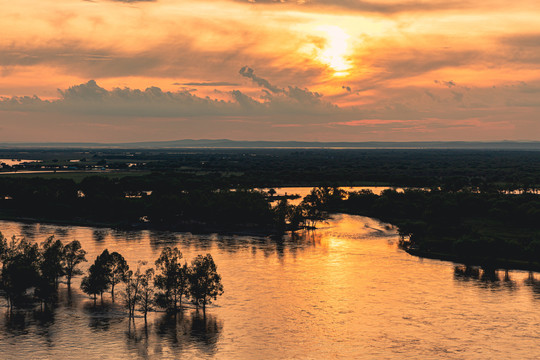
[[1, 0, 539, 142]]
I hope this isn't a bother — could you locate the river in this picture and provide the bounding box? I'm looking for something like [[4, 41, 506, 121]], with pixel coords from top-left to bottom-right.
[[0, 214, 539, 359]]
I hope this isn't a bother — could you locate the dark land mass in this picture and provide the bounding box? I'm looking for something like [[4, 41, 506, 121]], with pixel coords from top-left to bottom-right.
[[2, 148, 540, 271], [3, 148, 540, 189], [2, 139, 540, 149]]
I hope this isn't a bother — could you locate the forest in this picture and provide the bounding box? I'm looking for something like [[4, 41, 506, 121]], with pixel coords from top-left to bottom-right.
[[2, 148, 540, 271]]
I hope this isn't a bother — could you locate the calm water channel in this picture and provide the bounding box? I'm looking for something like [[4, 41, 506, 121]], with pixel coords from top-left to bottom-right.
[[1, 214, 540, 359]]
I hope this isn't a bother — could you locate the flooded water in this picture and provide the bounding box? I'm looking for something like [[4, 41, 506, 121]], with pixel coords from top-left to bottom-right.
[[0, 159, 41, 167], [1, 215, 540, 359]]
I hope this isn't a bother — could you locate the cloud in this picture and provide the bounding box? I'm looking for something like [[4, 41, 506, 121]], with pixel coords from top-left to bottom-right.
[[2, 67, 540, 142], [239, 66, 283, 94], [108, 0, 156, 2], [235, 0, 471, 15], [0, 69, 338, 119], [435, 80, 456, 88], [176, 82, 240, 86]]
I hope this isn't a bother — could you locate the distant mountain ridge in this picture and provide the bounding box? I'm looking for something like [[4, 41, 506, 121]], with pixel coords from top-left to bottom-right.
[[2, 139, 540, 150]]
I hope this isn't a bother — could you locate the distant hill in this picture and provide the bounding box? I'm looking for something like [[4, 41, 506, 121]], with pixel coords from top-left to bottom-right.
[[2, 139, 540, 150]]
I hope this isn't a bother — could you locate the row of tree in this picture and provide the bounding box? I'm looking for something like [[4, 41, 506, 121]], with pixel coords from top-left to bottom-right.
[[0, 233, 87, 309], [0, 233, 223, 317], [81, 246, 223, 318]]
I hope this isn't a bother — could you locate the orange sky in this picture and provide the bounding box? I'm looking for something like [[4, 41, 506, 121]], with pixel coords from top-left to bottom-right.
[[1, 0, 539, 142]]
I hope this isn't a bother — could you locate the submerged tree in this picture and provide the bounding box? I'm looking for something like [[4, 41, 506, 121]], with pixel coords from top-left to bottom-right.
[[123, 262, 146, 318], [1, 236, 41, 309], [154, 247, 190, 311], [189, 254, 223, 314], [40, 236, 65, 287], [63, 240, 87, 288], [107, 251, 129, 302], [139, 268, 155, 322], [81, 250, 111, 304]]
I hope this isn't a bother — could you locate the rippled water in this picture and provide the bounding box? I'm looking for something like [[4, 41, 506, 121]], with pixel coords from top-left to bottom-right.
[[1, 215, 540, 359]]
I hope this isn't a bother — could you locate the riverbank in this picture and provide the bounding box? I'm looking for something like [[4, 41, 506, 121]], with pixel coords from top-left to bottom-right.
[[0, 213, 284, 238], [403, 245, 540, 273]]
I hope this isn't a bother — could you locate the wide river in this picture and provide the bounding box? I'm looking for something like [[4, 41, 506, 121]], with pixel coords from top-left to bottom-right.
[[0, 214, 540, 359]]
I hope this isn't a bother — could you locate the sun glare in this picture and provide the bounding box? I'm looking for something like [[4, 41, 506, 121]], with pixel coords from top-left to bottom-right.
[[316, 25, 352, 77]]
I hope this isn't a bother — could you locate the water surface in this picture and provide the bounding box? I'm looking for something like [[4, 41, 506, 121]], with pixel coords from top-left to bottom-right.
[[0, 215, 539, 359]]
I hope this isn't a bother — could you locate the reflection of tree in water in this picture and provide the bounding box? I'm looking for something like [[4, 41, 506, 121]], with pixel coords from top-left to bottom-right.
[[149, 231, 179, 249], [93, 229, 108, 242], [190, 311, 221, 349], [112, 229, 143, 242], [524, 272, 540, 299], [3, 310, 31, 336], [19, 223, 37, 240], [32, 307, 57, 347], [125, 319, 151, 359], [83, 302, 124, 332], [145, 228, 325, 259], [2, 304, 59, 346], [154, 310, 222, 356], [54, 227, 70, 238], [0, 283, 88, 343], [453, 265, 517, 291]]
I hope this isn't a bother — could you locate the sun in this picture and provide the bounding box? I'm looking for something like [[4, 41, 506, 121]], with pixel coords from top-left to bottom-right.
[[315, 25, 352, 77]]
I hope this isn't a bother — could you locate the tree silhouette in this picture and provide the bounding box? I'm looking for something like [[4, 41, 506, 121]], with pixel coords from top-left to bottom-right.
[[189, 254, 223, 314], [63, 240, 87, 288], [40, 236, 65, 287], [1, 236, 41, 309], [154, 247, 189, 312], [107, 251, 129, 303], [139, 268, 155, 322], [81, 250, 111, 304], [123, 262, 145, 318]]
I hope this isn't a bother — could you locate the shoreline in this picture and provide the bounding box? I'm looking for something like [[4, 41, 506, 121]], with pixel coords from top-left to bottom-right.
[[404, 247, 540, 273], [0, 214, 284, 238]]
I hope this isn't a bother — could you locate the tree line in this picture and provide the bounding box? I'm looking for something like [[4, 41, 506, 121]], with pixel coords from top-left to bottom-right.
[[285, 186, 540, 271], [81, 246, 223, 318], [0, 233, 223, 318]]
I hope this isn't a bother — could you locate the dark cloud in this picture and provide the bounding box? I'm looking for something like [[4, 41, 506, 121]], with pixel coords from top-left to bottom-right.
[[237, 0, 470, 15], [0, 70, 337, 119], [176, 82, 240, 86], [435, 80, 456, 87], [239, 66, 283, 93], [498, 34, 540, 65], [499, 34, 540, 48]]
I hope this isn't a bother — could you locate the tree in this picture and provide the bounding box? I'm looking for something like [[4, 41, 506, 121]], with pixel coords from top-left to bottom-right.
[[81, 250, 111, 304], [299, 188, 331, 228], [63, 240, 87, 288], [139, 268, 155, 322], [273, 199, 290, 231], [1, 236, 41, 309], [154, 247, 190, 311], [40, 236, 65, 287], [123, 262, 145, 318], [189, 254, 223, 314], [108, 251, 129, 302]]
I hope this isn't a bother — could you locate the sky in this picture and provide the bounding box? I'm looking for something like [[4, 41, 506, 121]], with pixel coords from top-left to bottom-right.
[[0, 0, 539, 143]]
